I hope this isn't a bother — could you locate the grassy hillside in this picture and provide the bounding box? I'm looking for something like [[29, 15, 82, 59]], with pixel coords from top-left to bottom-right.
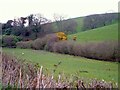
[[51, 17, 84, 33], [51, 13, 118, 33], [68, 23, 118, 42], [3, 48, 118, 83], [72, 17, 84, 32]]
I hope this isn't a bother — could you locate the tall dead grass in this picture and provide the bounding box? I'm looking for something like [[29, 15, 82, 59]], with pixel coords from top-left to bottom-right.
[[2, 53, 118, 89]]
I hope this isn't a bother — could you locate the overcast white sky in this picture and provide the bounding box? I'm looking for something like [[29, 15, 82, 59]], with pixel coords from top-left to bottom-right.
[[0, 0, 119, 23]]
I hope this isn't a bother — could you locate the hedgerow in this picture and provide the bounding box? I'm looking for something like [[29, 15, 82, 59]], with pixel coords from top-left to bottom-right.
[[16, 33, 119, 62]]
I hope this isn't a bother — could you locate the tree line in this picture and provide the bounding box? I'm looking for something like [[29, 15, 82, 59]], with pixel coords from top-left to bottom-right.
[[2, 14, 77, 40], [83, 13, 118, 31], [1, 13, 118, 40], [2, 14, 52, 40]]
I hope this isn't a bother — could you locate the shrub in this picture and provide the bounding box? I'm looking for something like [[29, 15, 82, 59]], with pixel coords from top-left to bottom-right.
[[72, 43, 83, 56], [2, 35, 22, 47], [73, 36, 77, 41], [72, 41, 119, 62], [56, 32, 67, 40], [53, 41, 118, 62], [32, 38, 46, 50], [44, 34, 59, 51], [32, 33, 59, 50], [53, 41, 75, 54], [53, 41, 68, 54], [16, 40, 33, 49]]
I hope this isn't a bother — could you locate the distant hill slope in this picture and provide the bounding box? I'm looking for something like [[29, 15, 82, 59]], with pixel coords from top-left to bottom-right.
[[52, 13, 118, 33], [71, 17, 84, 32], [1, 13, 118, 40], [51, 17, 84, 33], [68, 23, 118, 42]]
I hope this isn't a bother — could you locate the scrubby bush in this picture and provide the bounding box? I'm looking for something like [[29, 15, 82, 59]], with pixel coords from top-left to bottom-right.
[[72, 41, 119, 62], [32, 38, 46, 50], [56, 32, 67, 40], [73, 36, 77, 41], [53, 41, 68, 54], [64, 41, 75, 55], [53, 41, 75, 54], [72, 43, 83, 56], [53, 41, 118, 62], [44, 34, 59, 51], [32, 33, 59, 50], [2, 35, 22, 47], [16, 40, 33, 49]]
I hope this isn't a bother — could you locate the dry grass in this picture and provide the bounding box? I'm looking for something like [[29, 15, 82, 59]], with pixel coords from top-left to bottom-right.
[[2, 53, 118, 89]]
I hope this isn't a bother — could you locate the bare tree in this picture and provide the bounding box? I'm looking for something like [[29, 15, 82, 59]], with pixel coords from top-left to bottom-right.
[[27, 14, 51, 38], [63, 19, 77, 34], [20, 17, 27, 28], [53, 14, 77, 34], [41, 23, 54, 34], [53, 13, 65, 32], [28, 14, 34, 26]]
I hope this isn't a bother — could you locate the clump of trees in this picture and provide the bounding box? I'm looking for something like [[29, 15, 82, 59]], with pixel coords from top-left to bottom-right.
[[2, 14, 53, 40], [53, 14, 77, 34], [2, 35, 22, 47], [2, 13, 78, 41], [2, 13, 118, 39], [83, 13, 118, 31]]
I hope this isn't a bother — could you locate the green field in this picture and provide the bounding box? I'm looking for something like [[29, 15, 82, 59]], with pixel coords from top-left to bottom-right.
[[68, 23, 118, 42], [3, 48, 118, 83]]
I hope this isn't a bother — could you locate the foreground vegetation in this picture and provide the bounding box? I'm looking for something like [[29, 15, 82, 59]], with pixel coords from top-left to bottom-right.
[[2, 52, 119, 88], [3, 48, 118, 84]]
